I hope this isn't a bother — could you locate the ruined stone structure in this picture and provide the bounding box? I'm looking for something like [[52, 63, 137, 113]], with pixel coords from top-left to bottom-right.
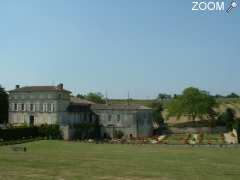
[[8, 84, 153, 138]]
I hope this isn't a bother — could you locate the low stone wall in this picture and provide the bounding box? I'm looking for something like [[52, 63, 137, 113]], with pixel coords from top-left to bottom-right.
[[168, 126, 227, 134]]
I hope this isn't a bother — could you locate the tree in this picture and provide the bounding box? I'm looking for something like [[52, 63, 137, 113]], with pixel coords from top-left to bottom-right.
[[85, 92, 106, 104], [157, 93, 171, 101], [226, 93, 239, 99], [218, 108, 236, 131], [167, 87, 217, 123], [151, 100, 164, 125], [215, 94, 224, 98], [0, 85, 8, 124], [76, 94, 85, 99]]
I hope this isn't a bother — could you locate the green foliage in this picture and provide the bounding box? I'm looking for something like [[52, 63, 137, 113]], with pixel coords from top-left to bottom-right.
[[0, 126, 39, 141], [151, 100, 165, 124], [76, 94, 85, 99], [157, 93, 172, 101], [167, 87, 217, 122], [0, 85, 8, 124], [38, 124, 61, 139], [226, 93, 239, 99], [85, 92, 106, 104], [73, 121, 101, 140], [0, 125, 61, 141], [113, 130, 124, 139], [217, 108, 239, 132]]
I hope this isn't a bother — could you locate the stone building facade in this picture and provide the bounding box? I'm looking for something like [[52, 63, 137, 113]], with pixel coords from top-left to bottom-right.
[[93, 104, 153, 138], [8, 84, 153, 138]]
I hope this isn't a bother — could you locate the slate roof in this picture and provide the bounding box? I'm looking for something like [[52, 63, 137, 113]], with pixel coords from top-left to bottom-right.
[[91, 104, 152, 110], [9, 86, 71, 93]]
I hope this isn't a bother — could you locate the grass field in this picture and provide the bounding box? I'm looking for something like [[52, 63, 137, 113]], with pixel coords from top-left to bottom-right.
[[0, 141, 240, 180]]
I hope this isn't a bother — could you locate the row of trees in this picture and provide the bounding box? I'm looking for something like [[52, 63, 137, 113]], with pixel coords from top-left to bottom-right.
[[156, 92, 240, 102], [215, 93, 239, 99]]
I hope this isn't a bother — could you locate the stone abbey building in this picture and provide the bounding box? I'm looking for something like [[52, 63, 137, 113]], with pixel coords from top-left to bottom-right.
[[9, 84, 153, 138]]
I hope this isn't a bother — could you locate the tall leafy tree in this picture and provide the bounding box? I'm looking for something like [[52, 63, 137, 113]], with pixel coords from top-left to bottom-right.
[[218, 108, 236, 131], [76, 94, 85, 99], [85, 92, 106, 104], [0, 85, 8, 124], [167, 87, 217, 123], [151, 100, 164, 125], [157, 93, 171, 101], [226, 93, 239, 99]]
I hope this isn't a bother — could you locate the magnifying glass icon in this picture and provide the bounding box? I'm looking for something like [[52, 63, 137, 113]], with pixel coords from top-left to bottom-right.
[[226, 1, 238, 13]]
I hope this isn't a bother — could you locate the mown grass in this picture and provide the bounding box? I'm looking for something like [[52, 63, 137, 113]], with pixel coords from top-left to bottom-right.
[[0, 140, 240, 180]]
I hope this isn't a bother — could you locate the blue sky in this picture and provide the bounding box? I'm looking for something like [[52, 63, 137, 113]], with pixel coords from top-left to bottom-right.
[[0, 0, 239, 98]]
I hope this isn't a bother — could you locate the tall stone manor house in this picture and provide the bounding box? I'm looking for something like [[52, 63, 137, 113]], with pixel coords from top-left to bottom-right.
[[9, 84, 153, 138]]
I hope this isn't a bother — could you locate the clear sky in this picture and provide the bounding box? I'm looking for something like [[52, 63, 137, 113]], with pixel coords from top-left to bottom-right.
[[0, 0, 239, 98]]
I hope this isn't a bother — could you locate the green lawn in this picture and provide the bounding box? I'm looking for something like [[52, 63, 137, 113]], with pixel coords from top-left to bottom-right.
[[0, 141, 240, 180]]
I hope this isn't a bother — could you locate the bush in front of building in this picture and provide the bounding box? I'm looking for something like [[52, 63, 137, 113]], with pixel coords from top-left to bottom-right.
[[0, 126, 39, 141], [113, 130, 124, 139], [0, 124, 61, 142], [72, 121, 101, 140], [38, 124, 62, 140]]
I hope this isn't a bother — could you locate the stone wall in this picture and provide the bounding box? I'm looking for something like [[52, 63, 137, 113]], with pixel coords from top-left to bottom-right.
[[94, 109, 137, 138], [167, 126, 227, 134], [9, 112, 58, 126], [94, 109, 153, 138]]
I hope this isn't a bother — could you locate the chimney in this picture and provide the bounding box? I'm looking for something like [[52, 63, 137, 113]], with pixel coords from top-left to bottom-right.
[[16, 85, 20, 89], [57, 83, 63, 90]]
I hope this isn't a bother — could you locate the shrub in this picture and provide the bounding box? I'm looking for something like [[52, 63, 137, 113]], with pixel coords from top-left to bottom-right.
[[38, 124, 61, 139], [0, 124, 61, 142], [113, 130, 124, 139], [217, 108, 240, 140], [0, 126, 39, 141], [72, 121, 101, 140]]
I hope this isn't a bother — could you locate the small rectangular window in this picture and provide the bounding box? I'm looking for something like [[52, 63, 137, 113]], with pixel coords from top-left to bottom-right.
[[43, 103, 47, 112], [14, 103, 18, 111], [21, 104, 25, 111], [52, 103, 55, 112], [39, 104, 43, 112], [30, 104, 34, 112]]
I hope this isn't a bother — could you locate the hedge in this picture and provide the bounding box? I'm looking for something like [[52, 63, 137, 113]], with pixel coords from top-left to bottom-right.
[[0, 124, 61, 142]]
